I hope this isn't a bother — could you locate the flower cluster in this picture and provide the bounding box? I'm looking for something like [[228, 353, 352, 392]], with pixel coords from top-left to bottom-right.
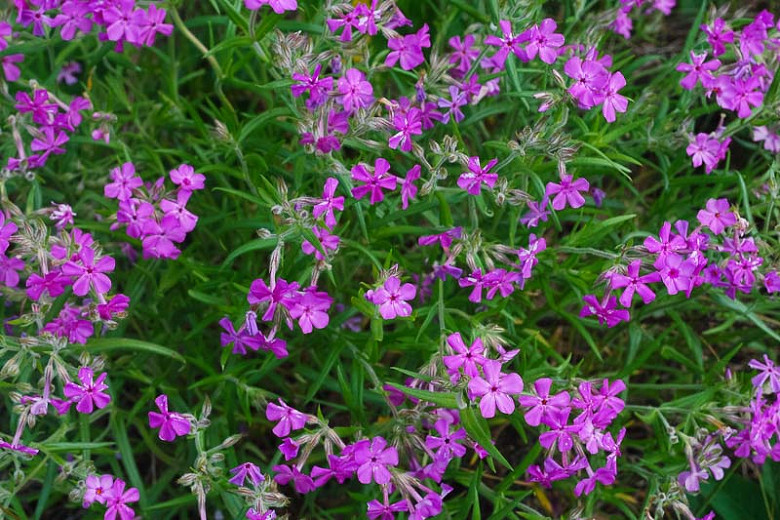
[[106, 163, 204, 260], [581, 197, 776, 327], [81, 474, 140, 520], [14, 0, 173, 49]]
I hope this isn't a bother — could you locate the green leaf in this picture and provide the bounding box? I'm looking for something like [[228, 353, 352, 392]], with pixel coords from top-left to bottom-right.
[[460, 406, 513, 471], [86, 338, 185, 363], [385, 382, 459, 409]]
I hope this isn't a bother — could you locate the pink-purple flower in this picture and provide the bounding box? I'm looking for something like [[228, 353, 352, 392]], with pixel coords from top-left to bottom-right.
[[148, 394, 191, 442]]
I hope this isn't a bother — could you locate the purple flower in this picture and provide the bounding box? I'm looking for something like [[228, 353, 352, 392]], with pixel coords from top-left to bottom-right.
[[437, 85, 467, 124], [83, 474, 113, 507], [272, 464, 315, 493], [765, 271, 780, 294], [749, 355, 780, 394], [468, 360, 524, 418], [229, 462, 265, 487], [443, 332, 486, 381], [401, 165, 421, 209], [104, 478, 139, 520], [61, 246, 115, 296], [169, 164, 205, 192], [367, 495, 408, 520], [148, 394, 191, 442], [520, 197, 550, 228], [457, 156, 498, 195], [136, 4, 174, 47], [484, 20, 527, 70], [301, 225, 340, 260], [523, 18, 564, 64], [351, 158, 398, 204], [105, 162, 142, 201], [370, 276, 416, 320], [697, 198, 736, 235], [702, 18, 734, 56], [63, 367, 111, 414], [337, 68, 374, 112], [354, 437, 399, 484], [539, 408, 576, 451], [719, 76, 764, 118], [160, 191, 199, 233], [580, 294, 630, 327], [312, 177, 344, 229], [288, 288, 332, 333], [564, 56, 609, 108], [610, 260, 661, 307], [291, 64, 333, 109], [518, 378, 571, 427], [219, 317, 263, 355], [244, 0, 297, 14], [656, 253, 697, 296], [42, 304, 94, 344], [448, 35, 479, 75], [51, 2, 93, 41], [385, 24, 430, 70], [545, 172, 590, 210], [388, 107, 423, 152], [0, 253, 24, 288], [676, 51, 720, 90], [601, 72, 628, 122], [644, 221, 686, 258], [266, 399, 308, 437], [248, 278, 299, 321], [30, 127, 69, 160]]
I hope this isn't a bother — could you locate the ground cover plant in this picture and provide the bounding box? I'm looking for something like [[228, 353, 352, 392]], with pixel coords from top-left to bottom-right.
[[0, 0, 779, 518]]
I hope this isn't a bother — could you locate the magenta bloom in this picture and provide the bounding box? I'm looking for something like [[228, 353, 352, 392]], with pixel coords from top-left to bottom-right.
[[443, 332, 486, 381], [448, 35, 479, 75], [388, 107, 422, 152], [657, 253, 697, 296], [83, 474, 114, 507], [266, 399, 308, 437], [601, 72, 628, 122], [580, 294, 630, 327], [697, 198, 736, 235], [104, 478, 140, 520], [367, 496, 409, 520], [518, 378, 571, 427], [169, 164, 205, 192], [288, 289, 332, 333], [219, 317, 263, 355], [564, 56, 609, 108], [61, 246, 115, 296], [401, 165, 421, 210], [292, 64, 333, 109], [312, 177, 344, 229], [523, 18, 564, 64], [229, 462, 265, 487], [545, 173, 589, 210], [148, 394, 191, 442], [354, 437, 399, 484], [248, 277, 299, 321], [676, 51, 720, 90], [468, 360, 524, 418], [457, 157, 498, 195], [370, 276, 416, 319], [351, 158, 398, 204], [337, 68, 374, 112], [484, 20, 527, 70], [748, 355, 780, 394], [63, 367, 111, 414], [301, 226, 340, 260], [0, 213, 17, 255], [610, 260, 661, 307], [437, 85, 467, 124], [701, 18, 734, 56], [105, 162, 142, 201], [244, 0, 298, 14], [385, 24, 430, 70]]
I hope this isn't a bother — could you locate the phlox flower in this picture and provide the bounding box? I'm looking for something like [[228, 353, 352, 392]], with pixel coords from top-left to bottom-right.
[[301, 226, 340, 260], [437, 85, 467, 124], [42, 304, 94, 344], [63, 367, 111, 414], [545, 172, 589, 210], [148, 394, 191, 442], [351, 158, 398, 204], [401, 165, 421, 209], [656, 253, 698, 297], [686, 133, 729, 174], [443, 332, 486, 381], [522, 18, 564, 64], [312, 177, 344, 229], [676, 51, 720, 90], [83, 474, 114, 507], [136, 4, 174, 47], [219, 317, 263, 355], [753, 126, 780, 153], [697, 198, 736, 235], [388, 107, 422, 152], [266, 399, 308, 438], [369, 276, 416, 320], [484, 20, 527, 70], [104, 478, 140, 520], [518, 378, 571, 427], [468, 360, 524, 418], [244, 0, 298, 14], [354, 437, 399, 484], [105, 162, 142, 201], [385, 24, 430, 70], [564, 56, 609, 109], [169, 164, 205, 192], [272, 464, 315, 493], [337, 68, 374, 112], [288, 288, 332, 333], [764, 271, 780, 294], [601, 72, 628, 122], [160, 191, 199, 233], [701, 18, 734, 56], [457, 156, 498, 195], [580, 294, 630, 327], [448, 35, 479, 76], [291, 64, 333, 109], [248, 277, 299, 321], [609, 260, 661, 307], [228, 462, 265, 487]]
